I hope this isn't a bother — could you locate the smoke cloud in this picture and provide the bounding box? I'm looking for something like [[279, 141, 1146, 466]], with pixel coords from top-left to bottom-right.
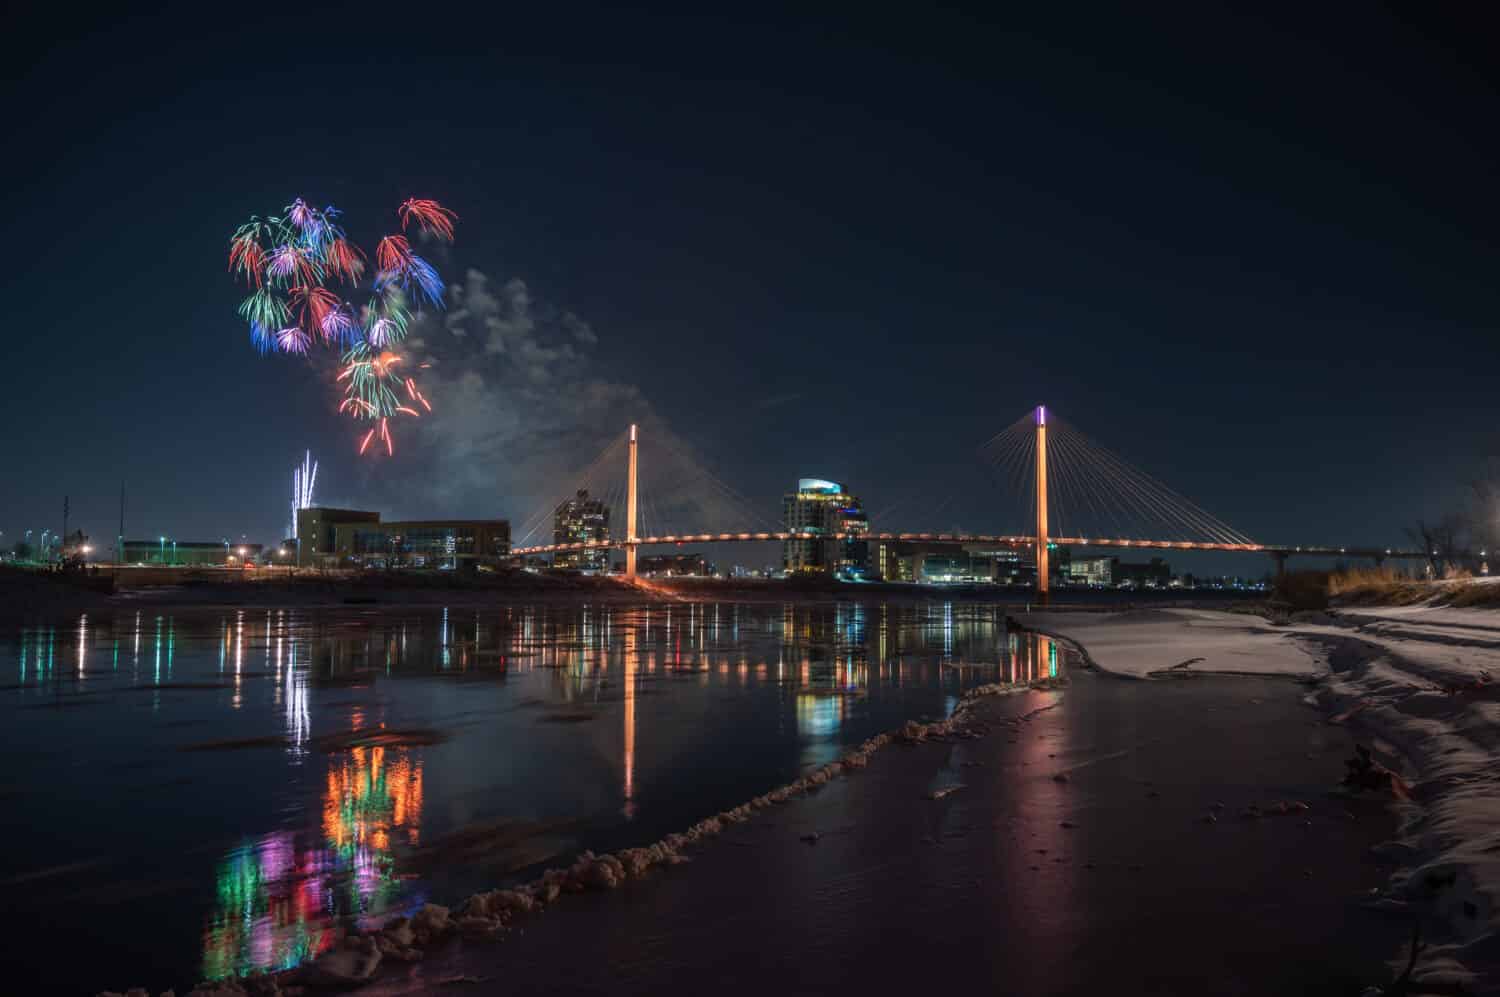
[[358, 267, 657, 524]]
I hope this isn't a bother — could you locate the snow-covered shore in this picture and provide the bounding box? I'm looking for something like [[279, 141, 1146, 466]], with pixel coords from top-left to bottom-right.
[[1027, 607, 1327, 678], [1036, 603, 1500, 993]]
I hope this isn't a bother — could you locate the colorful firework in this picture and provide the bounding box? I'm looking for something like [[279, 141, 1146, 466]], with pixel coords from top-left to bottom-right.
[[237, 288, 289, 337], [226, 197, 456, 455]]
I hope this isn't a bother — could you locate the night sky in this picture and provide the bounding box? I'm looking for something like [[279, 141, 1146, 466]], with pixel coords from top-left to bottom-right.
[[3, 6, 1496, 564]]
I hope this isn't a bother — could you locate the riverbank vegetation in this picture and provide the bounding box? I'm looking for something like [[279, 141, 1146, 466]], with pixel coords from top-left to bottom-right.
[[1273, 565, 1500, 610]]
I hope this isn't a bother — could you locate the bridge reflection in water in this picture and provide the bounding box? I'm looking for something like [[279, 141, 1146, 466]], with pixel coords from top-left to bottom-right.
[[0, 602, 1076, 990]]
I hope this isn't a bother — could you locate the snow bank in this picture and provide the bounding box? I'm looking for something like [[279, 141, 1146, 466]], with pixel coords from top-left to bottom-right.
[[1283, 603, 1500, 989], [1028, 608, 1325, 678], [1038, 602, 1500, 990]]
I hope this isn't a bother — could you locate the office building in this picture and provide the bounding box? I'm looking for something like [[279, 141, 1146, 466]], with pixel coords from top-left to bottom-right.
[[1116, 557, 1172, 588], [296, 507, 510, 569], [868, 541, 1031, 585], [1065, 556, 1114, 586], [782, 478, 869, 578], [552, 490, 611, 571]]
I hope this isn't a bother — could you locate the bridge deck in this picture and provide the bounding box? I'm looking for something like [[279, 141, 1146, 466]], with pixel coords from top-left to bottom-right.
[[511, 532, 1424, 559]]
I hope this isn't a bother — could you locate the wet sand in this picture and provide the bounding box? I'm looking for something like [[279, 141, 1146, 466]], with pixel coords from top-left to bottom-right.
[[362, 669, 1409, 996]]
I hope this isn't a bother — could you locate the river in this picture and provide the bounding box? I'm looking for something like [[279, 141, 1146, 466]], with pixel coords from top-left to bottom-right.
[[0, 600, 1069, 995]]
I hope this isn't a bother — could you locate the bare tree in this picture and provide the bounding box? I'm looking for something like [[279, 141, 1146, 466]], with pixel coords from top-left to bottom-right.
[[1406, 515, 1468, 577]]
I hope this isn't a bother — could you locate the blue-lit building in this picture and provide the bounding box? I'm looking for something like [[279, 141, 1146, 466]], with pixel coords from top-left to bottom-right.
[[781, 478, 869, 578]]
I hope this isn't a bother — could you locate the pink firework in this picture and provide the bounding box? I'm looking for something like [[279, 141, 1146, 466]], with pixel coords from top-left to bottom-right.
[[267, 245, 319, 286], [276, 326, 311, 355], [287, 198, 316, 229], [320, 304, 358, 344]]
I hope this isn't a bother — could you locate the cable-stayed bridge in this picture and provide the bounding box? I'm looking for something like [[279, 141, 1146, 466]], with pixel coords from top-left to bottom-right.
[[510, 407, 1428, 589]]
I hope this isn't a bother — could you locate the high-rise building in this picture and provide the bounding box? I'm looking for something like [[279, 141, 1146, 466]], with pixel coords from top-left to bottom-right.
[[552, 489, 611, 571], [782, 478, 869, 578]]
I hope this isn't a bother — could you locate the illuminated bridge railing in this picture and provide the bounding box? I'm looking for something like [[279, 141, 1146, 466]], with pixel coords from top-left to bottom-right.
[[510, 532, 1429, 559]]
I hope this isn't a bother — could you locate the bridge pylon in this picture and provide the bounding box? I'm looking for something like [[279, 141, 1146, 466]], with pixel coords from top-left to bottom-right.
[[1035, 405, 1049, 597], [625, 423, 639, 579]]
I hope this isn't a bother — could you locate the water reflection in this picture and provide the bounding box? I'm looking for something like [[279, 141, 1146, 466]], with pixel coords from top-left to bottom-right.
[[203, 833, 332, 980], [1, 601, 1071, 990], [202, 743, 426, 978]]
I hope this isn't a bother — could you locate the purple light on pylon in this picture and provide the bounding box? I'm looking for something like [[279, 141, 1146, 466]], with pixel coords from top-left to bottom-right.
[[1036, 404, 1046, 426]]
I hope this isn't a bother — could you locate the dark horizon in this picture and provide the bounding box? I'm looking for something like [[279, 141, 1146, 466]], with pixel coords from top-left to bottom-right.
[[3, 5, 1496, 561]]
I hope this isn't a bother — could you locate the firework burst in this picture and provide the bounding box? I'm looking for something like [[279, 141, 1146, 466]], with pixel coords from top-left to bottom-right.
[[228, 196, 453, 455], [375, 235, 412, 274], [324, 238, 366, 284], [399, 198, 458, 242], [276, 326, 312, 355]]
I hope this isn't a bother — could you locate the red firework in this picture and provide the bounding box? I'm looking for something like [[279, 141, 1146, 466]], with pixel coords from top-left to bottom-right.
[[375, 235, 412, 274], [398, 199, 458, 242], [228, 237, 265, 288], [289, 286, 342, 342], [324, 238, 366, 284]]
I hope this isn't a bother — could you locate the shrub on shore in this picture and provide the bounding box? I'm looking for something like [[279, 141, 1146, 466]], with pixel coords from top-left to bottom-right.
[[1271, 570, 1330, 611], [1325, 565, 1500, 608]]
